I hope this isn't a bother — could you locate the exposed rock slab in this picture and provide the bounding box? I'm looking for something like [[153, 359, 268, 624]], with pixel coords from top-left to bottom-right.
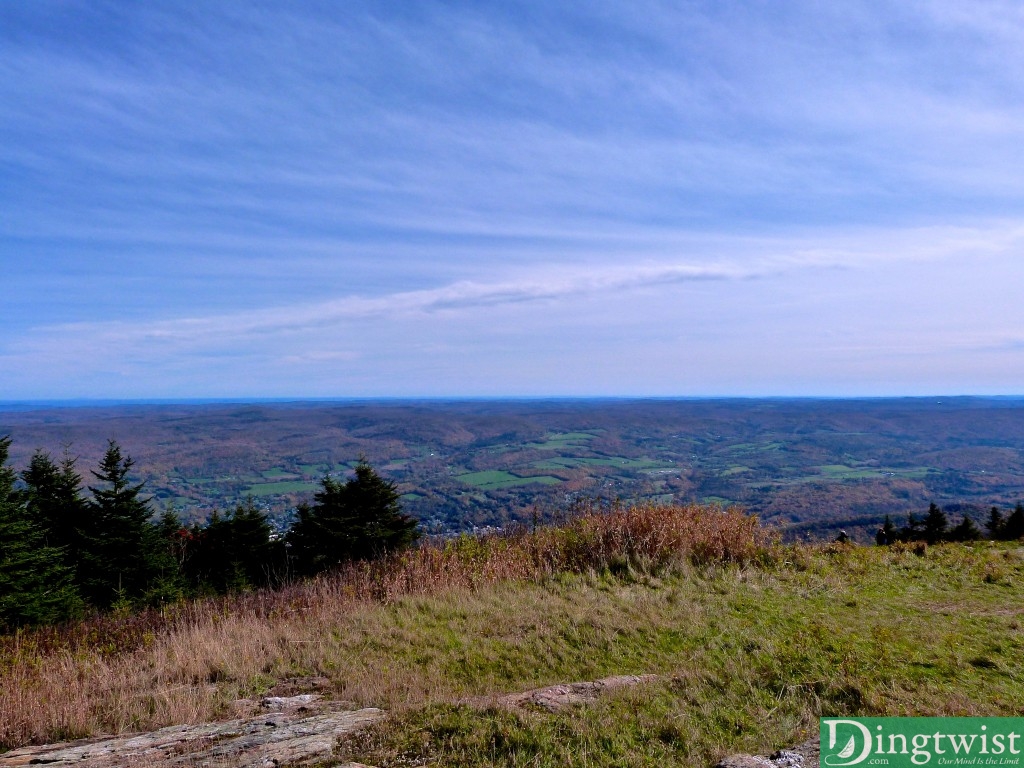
[[717, 736, 821, 768], [0, 703, 384, 768], [494, 674, 661, 712]]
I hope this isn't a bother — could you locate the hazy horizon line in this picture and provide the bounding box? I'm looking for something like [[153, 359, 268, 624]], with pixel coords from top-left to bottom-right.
[[3, 393, 1024, 412]]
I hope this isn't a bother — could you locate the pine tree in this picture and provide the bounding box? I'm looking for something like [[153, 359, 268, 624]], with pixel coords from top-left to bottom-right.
[[923, 502, 948, 544], [1003, 503, 1024, 541], [0, 436, 81, 629], [79, 440, 160, 608], [948, 515, 981, 542], [157, 505, 190, 572], [288, 477, 359, 576], [136, 505, 189, 604], [21, 448, 87, 577], [224, 499, 279, 587], [186, 500, 276, 593], [344, 458, 420, 558], [287, 458, 419, 576], [986, 506, 1005, 539], [899, 511, 924, 542]]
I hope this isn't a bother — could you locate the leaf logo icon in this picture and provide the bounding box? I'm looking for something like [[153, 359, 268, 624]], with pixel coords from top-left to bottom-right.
[[837, 736, 857, 759]]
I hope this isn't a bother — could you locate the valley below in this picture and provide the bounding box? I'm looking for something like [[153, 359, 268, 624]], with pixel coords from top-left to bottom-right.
[[3, 397, 1024, 540]]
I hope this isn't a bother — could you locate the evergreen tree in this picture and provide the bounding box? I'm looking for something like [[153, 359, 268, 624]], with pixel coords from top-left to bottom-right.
[[923, 502, 948, 544], [288, 477, 359, 576], [948, 515, 981, 542], [79, 440, 161, 608], [185, 509, 228, 593], [899, 511, 924, 542], [344, 458, 420, 557], [287, 501, 326, 577], [224, 499, 280, 587], [142, 505, 189, 603], [157, 506, 191, 573], [0, 437, 81, 629], [185, 500, 277, 593], [1003, 503, 1024, 541], [986, 506, 1005, 539], [21, 448, 87, 576], [287, 458, 419, 576]]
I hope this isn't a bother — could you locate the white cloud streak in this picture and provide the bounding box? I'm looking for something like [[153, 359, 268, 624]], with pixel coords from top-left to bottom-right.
[[4, 2, 1024, 396], [10, 260, 767, 354], [3, 219, 1023, 399]]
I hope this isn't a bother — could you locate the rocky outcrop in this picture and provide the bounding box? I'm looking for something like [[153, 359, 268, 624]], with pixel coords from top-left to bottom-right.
[[0, 696, 383, 768], [716, 736, 821, 768], [0, 675, 816, 768], [1, 675, 661, 767], [492, 674, 661, 712]]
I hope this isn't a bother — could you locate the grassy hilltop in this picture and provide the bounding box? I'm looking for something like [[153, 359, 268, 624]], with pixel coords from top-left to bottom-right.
[[2, 504, 1023, 767]]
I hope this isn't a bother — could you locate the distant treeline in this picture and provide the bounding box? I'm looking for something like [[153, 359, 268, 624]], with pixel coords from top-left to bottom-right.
[[0, 436, 419, 631], [874, 501, 1024, 545]]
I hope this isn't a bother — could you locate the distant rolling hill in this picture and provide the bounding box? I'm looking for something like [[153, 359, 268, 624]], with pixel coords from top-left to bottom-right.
[[3, 397, 1024, 540]]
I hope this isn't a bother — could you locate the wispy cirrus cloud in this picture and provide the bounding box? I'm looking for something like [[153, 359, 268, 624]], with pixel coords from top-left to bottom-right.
[[10, 260, 768, 355], [4, 217, 1023, 399], [14, 216, 1021, 357], [3, 1, 1024, 397]]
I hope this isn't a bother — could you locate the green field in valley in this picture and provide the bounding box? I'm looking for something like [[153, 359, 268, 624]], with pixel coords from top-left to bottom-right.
[[532, 456, 670, 471], [456, 470, 563, 490], [813, 465, 934, 481], [244, 480, 319, 496]]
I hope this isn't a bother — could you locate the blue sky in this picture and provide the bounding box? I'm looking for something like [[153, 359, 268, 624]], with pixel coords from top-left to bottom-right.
[[2, 1, 1024, 398]]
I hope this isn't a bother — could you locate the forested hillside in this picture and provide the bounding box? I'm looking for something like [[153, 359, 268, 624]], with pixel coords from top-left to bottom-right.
[[3, 398, 1024, 540], [0, 437, 417, 630]]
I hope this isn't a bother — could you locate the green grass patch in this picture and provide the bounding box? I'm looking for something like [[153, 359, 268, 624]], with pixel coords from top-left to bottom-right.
[[243, 480, 318, 496], [702, 496, 733, 505], [261, 468, 299, 479], [725, 441, 786, 453], [531, 456, 670, 471], [816, 465, 879, 480], [457, 470, 563, 489], [722, 466, 752, 476], [457, 470, 522, 485], [809, 465, 935, 482], [532, 459, 578, 470], [337, 544, 1024, 768], [585, 457, 666, 469], [525, 432, 598, 450], [508, 476, 562, 488]]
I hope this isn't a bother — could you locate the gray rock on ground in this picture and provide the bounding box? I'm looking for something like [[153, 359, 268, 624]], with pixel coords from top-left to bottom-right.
[[2, 674, 660, 768], [0, 701, 383, 768], [717, 737, 821, 768], [259, 693, 323, 711], [0, 673, 816, 768], [492, 674, 661, 712]]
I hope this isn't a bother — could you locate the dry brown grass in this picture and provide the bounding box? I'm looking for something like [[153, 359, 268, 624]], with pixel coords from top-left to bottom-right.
[[0, 503, 768, 749]]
